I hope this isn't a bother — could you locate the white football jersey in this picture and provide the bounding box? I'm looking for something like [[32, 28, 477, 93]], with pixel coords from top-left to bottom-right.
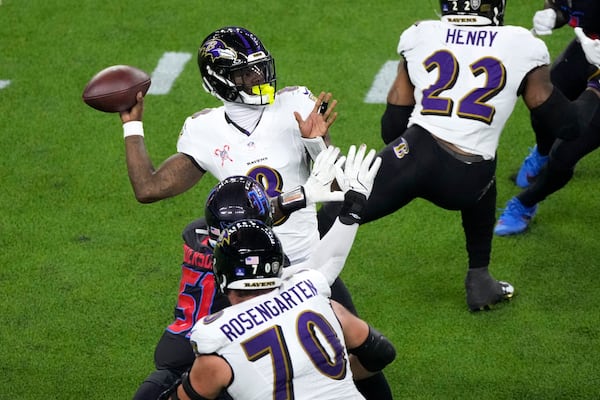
[[399, 20, 550, 159], [190, 269, 364, 400], [177, 86, 320, 265]]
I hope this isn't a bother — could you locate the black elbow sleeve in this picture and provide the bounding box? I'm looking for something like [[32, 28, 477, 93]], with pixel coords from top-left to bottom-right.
[[348, 326, 396, 372], [381, 103, 414, 144]]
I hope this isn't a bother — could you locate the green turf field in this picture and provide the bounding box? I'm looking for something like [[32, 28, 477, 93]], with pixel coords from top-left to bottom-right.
[[1, 0, 599, 398]]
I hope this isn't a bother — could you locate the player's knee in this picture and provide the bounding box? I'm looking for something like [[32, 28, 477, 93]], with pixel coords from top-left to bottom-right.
[[349, 326, 396, 372]]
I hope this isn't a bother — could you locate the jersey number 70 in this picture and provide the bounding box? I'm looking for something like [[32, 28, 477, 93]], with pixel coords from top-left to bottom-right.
[[241, 310, 348, 400]]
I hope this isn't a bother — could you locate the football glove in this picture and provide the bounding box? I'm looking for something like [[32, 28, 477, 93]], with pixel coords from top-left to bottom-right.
[[532, 8, 556, 36], [335, 144, 382, 199], [303, 145, 346, 205], [575, 27, 600, 68]]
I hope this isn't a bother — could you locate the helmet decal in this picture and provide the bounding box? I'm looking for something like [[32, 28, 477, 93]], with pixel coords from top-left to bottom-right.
[[270, 261, 281, 275], [200, 39, 237, 62], [245, 255, 260, 266], [247, 188, 269, 216], [220, 227, 231, 245], [440, 0, 505, 26]]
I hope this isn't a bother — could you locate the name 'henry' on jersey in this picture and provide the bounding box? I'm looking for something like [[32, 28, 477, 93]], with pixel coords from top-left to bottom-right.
[[399, 20, 550, 160]]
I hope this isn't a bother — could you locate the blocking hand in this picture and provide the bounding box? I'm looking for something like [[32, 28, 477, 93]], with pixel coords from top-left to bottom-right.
[[303, 146, 346, 204], [532, 8, 556, 36], [335, 144, 382, 199]]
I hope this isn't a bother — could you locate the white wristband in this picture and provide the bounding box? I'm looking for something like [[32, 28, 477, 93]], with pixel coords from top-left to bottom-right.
[[123, 121, 144, 138]]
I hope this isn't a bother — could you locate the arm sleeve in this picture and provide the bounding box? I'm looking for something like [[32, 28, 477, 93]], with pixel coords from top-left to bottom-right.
[[280, 217, 357, 286], [308, 218, 359, 286], [381, 103, 414, 144]]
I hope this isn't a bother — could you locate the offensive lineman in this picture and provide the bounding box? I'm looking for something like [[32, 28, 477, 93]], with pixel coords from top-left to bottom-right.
[[168, 220, 369, 400], [140, 147, 396, 399]]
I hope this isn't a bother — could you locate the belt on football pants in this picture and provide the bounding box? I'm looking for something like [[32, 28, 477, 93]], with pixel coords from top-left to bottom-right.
[[432, 135, 485, 164]]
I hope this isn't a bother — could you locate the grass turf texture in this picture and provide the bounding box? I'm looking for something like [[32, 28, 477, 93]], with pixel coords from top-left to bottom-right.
[[1, 0, 599, 398]]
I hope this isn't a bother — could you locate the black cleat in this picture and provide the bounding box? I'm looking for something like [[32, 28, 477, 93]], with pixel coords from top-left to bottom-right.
[[465, 267, 514, 311]]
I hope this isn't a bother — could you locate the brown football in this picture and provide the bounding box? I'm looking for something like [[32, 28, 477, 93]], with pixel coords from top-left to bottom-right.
[[82, 65, 151, 113]]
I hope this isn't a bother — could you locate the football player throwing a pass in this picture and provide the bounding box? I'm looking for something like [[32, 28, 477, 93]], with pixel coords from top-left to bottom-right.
[[120, 26, 333, 266], [119, 26, 394, 399]]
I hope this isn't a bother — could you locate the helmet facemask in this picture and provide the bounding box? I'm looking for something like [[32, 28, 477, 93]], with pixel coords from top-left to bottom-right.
[[230, 57, 276, 105]]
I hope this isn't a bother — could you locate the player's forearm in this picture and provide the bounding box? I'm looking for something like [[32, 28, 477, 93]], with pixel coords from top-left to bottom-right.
[[279, 215, 358, 283], [124, 138, 202, 203], [124, 136, 161, 202], [310, 211, 361, 286]]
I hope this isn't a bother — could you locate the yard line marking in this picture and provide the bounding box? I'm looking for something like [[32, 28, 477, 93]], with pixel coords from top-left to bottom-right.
[[0, 80, 11, 90], [147, 52, 192, 95], [364, 60, 398, 104]]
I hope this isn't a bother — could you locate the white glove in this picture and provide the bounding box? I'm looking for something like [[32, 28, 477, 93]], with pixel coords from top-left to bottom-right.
[[533, 8, 556, 36], [575, 27, 600, 68], [335, 144, 382, 198], [303, 146, 346, 204]]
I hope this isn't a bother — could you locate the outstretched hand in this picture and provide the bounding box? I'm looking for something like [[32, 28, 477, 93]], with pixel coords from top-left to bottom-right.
[[294, 91, 338, 138], [120, 91, 145, 123], [303, 145, 346, 205], [335, 144, 382, 199]]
